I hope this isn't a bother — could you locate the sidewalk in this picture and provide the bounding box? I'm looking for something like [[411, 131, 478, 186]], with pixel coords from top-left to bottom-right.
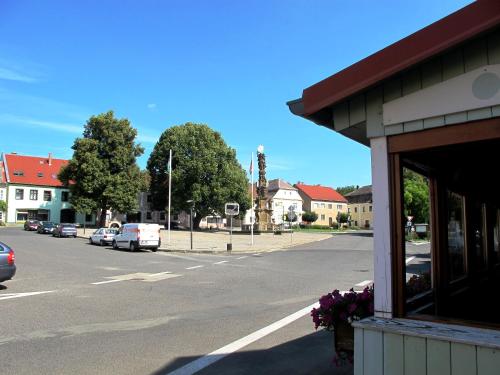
[[77, 228, 333, 254]]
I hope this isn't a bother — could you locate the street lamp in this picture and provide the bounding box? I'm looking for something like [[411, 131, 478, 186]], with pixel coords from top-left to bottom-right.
[[186, 200, 194, 250]]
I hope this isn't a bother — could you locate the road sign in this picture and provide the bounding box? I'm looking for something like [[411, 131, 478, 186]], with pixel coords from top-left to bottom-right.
[[225, 202, 240, 216], [288, 206, 297, 221]]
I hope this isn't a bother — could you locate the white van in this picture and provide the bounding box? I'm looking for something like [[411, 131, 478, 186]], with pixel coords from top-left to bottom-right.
[[112, 223, 161, 252]]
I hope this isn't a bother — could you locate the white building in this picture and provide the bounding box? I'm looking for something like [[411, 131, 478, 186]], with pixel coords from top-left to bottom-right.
[[1, 153, 94, 224], [267, 179, 303, 225]]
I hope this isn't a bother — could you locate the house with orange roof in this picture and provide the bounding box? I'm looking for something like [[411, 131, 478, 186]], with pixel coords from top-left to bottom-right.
[[1, 153, 95, 224], [295, 183, 347, 226]]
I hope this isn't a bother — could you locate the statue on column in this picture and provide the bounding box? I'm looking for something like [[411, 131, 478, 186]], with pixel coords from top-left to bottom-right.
[[255, 145, 273, 231]]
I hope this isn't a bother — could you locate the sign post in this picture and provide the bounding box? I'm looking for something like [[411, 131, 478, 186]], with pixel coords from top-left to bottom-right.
[[288, 205, 296, 245], [225, 203, 239, 252]]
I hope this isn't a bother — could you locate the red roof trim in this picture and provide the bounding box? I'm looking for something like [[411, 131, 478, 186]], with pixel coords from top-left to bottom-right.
[[302, 0, 500, 115], [295, 183, 347, 203]]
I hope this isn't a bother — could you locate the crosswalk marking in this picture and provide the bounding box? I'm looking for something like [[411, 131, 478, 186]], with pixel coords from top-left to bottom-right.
[[186, 265, 204, 270], [213, 261, 229, 265]]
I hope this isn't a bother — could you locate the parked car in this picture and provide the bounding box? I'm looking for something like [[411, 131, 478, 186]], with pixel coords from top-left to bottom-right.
[[37, 221, 56, 234], [89, 228, 118, 246], [112, 223, 160, 252], [53, 223, 77, 238], [24, 219, 39, 231], [0, 241, 16, 283]]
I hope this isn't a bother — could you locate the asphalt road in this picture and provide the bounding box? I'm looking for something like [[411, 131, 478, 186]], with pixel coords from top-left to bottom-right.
[[0, 228, 374, 375]]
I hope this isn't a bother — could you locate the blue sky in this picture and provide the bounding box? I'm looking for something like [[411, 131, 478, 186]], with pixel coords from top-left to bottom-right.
[[0, 0, 472, 188]]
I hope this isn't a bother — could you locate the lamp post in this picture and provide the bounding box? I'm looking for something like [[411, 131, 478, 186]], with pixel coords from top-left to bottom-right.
[[186, 200, 194, 250]]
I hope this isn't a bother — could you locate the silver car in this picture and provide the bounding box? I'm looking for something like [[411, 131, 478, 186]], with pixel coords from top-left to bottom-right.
[[0, 241, 16, 283], [89, 228, 118, 246]]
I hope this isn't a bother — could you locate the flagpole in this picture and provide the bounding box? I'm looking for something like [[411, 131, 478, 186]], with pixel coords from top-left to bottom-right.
[[250, 152, 254, 246], [168, 149, 172, 244]]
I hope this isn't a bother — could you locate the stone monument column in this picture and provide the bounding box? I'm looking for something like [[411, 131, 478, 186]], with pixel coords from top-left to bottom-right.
[[255, 145, 273, 232]]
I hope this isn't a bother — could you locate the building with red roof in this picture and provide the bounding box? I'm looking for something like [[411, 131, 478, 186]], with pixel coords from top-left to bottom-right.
[[1, 153, 94, 224], [295, 183, 347, 226]]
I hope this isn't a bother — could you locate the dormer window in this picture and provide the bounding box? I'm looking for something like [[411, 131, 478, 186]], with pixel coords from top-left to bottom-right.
[[37, 172, 44, 177], [13, 170, 24, 176]]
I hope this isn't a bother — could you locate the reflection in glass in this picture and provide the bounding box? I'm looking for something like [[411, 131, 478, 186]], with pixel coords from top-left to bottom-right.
[[447, 191, 466, 280], [403, 168, 432, 311]]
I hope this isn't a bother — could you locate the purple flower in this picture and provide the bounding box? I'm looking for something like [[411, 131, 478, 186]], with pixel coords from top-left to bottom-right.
[[348, 303, 357, 314]]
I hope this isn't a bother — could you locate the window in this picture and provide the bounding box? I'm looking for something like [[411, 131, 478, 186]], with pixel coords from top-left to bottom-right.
[[43, 191, 52, 201], [0, 212, 2, 221], [85, 214, 92, 222], [328, 204, 333, 209], [13, 170, 24, 176], [146, 211, 152, 220], [0, 190, 4, 200], [354, 207, 358, 213], [15, 189, 24, 200], [29, 189, 38, 200], [16, 211, 28, 221], [61, 191, 69, 202], [320, 214, 325, 220], [369, 205, 372, 212], [337, 204, 343, 210], [37, 172, 44, 177], [447, 191, 466, 281], [321, 203, 325, 208], [348, 207, 351, 213], [362, 206, 366, 213], [313, 203, 318, 209]]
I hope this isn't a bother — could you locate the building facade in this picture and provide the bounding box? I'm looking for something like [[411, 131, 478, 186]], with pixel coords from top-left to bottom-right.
[[295, 183, 347, 226], [289, 1, 500, 373], [267, 179, 303, 225], [345, 185, 373, 228], [1, 153, 94, 225]]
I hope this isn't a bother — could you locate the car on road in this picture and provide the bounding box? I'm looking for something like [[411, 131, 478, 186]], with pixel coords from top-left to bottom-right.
[[112, 223, 160, 252], [0, 241, 16, 283], [24, 219, 39, 231], [89, 228, 118, 246], [37, 221, 56, 234], [53, 223, 77, 238]]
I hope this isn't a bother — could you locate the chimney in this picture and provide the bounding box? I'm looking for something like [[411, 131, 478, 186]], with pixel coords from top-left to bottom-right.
[[48, 153, 52, 166]]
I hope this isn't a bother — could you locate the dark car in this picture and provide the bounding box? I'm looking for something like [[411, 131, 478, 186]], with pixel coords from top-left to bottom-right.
[[24, 219, 39, 231], [0, 241, 16, 283], [37, 221, 55, 234], [53, 223, 77, 238]]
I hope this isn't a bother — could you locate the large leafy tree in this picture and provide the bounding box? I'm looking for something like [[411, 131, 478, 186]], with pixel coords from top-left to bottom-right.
[[403, 168, 430, 224], [147, 123, 250, 229], [302, 211, 318, 224], [59, 111, 146, 227]]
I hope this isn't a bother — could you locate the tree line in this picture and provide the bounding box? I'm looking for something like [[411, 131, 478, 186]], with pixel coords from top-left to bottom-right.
[[59, 111, 250, 229]]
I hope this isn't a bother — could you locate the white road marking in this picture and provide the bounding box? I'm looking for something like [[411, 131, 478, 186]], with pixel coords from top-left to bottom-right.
[[149, 271, 172, 277], [405, 256, 416, 264], [213, 261, 228, 265], [236, 256, 248, 260], [92, 272, 181, 284], [91, 279, 123, 285], [355, 280, 373, 288], [0, 290, 56, 301], [166, 301, 321, 375], [252, 253, 261, 256], [186, 265, 204, 270]]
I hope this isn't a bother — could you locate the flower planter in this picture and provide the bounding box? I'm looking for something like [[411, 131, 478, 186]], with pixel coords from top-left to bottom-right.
[[334, 321, 354, 354]]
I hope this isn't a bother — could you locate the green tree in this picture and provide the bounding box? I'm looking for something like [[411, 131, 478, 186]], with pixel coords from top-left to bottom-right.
[[302, 211, 318, 223], [403, 168, 430, 224], [0, 200, 7, 214], [147, 123, 250, 229], [336, 185, 358, 196], [59, 111, 146, 227], [337, 212, 349, 224]]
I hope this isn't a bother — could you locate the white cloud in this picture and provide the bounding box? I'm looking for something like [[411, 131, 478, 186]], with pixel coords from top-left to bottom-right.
[[0, 67, 38, 83], [0, 114, 83, 134], [147, 103, 157, 110]]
